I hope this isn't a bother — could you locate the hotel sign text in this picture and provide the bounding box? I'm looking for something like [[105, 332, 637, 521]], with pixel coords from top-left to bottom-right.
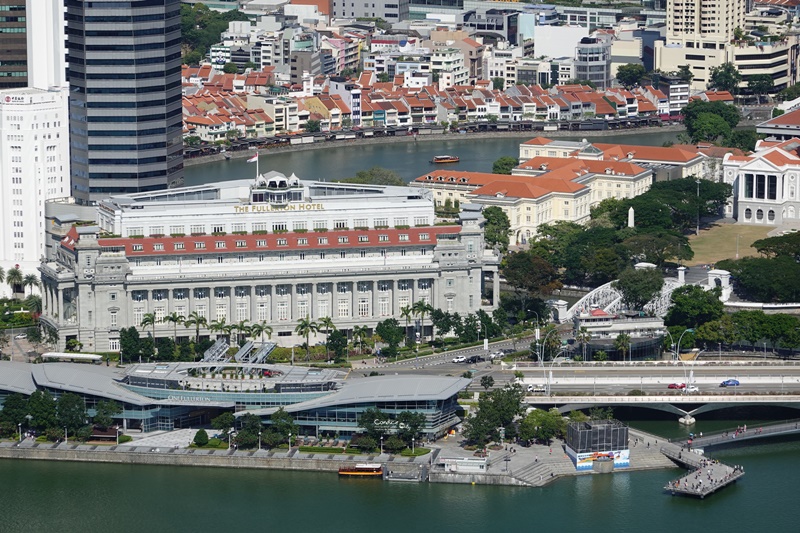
[[235, 203, 324, 213]]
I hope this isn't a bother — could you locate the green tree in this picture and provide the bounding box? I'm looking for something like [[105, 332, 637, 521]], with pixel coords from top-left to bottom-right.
[[492, 77, 505, 90], [0, 393, 29, 437], [748, 73, 774, 104], [616, 63, 646, 88], [480, 375, 495, 391], [22, 273, 39, 296], [338, 166, 405, 186], [295, 316, 318, 361], [519, 408, 566, 444], [708, 62, 743, 94], [222, 62, 238, 74], [732, 310, 767, 350], [384, 434, 406, 453], [492, 156, 519, 175], [57, 393, 87, 434], [317, 316, 336, 359], [193, 428, 209, 447], [183, 311, 208, 346], [327, 330, 348, 362], [412, 299, 434, 346], [163, 312, 184, 344], [140, 312, 157, 339], [119, 326, 142, 363], [718, 256, 800, 303], [677, 64, 694, 83], [693, 112, 731, 143], [483, 205, 511, 250], [727, 129, 760, 152], [23, 294, 42, 315], [622, 231, 692, 266], [612, 268, 664, 311], [304, 119, 321, 133], [211, 412, 236, 437], [614, 333, 632, 361], [377, 72, 390, 82], [270, 408, 298, 442], [400, 305, 414, 346], [375, 318, 403, 353], [593, 350, 608, 362], [665, 285, 724, 328], [27, 390, 57, 431], [5, 267, 23, 297], [396, 411, 426, 445], [683, 100, 740, 136], [357, 407, 390, 441], [92, 400, 121, 430], [462, 385, 525, 446]]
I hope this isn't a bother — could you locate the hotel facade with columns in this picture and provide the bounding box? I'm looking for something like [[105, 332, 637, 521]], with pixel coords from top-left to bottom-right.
[[38, 173, 500, 352]]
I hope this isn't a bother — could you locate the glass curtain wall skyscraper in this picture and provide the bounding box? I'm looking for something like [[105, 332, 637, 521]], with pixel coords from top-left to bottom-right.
[[0, 1, 28, 88], [66, 0, 183, 204]]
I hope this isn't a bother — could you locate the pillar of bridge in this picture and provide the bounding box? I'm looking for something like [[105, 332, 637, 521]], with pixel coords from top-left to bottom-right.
[[678, 415, 696, 425]]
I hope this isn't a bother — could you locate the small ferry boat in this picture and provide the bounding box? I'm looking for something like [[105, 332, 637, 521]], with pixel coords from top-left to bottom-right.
[[338, 463, 384, 477], [430, 155, 459, 164]]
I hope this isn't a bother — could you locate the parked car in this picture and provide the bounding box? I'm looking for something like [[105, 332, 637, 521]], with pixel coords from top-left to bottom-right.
[[720, 379, 740, 387], [668, 383, 686, 390], [14, 333, 27, 339], [452, 355, 466, 363]]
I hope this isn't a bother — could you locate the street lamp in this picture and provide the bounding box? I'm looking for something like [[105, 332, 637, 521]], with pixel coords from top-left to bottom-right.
[[64, 426, 68, 444], [676, 329, 694, 362], [412, 437, 415, 454], [763, 342, 767, 360], [696, 178, 701, 235], [258, 431, 262, 451], [380, 435, 383, 455], [288, 432, 292, 450], [664, 330, 677, 361], [540, 328, 560, 367], [18, 423, 22, 442], [116, 427, 121, 445]]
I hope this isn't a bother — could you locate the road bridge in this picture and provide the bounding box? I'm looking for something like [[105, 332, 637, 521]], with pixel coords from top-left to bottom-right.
[[526, 394, 800, 423], [668, 419, 800, 450]]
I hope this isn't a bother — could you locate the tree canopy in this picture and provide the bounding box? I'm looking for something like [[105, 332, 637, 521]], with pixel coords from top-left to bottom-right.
[[708, 62, 743, 94], [483, 206, 511, 250], [492, 156, 519, 175], [181, 4, 250, 61], [665, 285, 724, 328], [612, 267, 665, 311], [338, 167, 405, 186], [616, 63, 646, 88], [462, 385, 525, 446]]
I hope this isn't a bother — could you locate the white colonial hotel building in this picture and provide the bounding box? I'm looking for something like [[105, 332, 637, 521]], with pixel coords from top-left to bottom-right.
[[38, 173, 499, 352]]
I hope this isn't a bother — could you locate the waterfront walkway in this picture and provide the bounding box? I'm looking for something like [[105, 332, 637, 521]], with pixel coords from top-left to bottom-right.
[[660, 445, 744, 498], [668, 419, 800, 449]]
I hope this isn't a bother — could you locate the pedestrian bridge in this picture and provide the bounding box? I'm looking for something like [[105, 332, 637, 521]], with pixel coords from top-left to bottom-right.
[[670, 419, 800, 449], [526, 394, 800, 419]]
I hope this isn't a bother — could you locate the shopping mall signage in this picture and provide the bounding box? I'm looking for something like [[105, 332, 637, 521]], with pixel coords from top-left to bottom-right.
[[374, 419, 410, 430], [234, 203, 324, 214]]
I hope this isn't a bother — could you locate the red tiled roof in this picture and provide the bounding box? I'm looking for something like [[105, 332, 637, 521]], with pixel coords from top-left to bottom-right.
[[93, 226, 461, 256]]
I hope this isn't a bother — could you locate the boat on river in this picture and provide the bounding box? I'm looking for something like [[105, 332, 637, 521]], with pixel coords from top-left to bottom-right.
[[430, 155, 459, 164], [338, 463, 384, 477]]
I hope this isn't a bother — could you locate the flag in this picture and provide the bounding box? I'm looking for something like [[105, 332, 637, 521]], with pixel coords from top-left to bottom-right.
[[247, 153, 258, 163]]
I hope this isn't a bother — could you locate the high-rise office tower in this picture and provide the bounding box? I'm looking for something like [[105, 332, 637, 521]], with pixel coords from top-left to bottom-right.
[[67, 0, 184, 204], [0, 1, 27, 88]]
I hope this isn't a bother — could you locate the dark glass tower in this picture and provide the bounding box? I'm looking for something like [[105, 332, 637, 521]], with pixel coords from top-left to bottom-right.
[[0, 0, 27, 88], [67, 0, 183, 204]]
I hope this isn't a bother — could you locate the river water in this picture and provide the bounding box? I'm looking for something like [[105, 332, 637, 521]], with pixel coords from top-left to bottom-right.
[[184, 131, 682, 185], [3, 132, 794, 531], [1, 426, 797, 533]]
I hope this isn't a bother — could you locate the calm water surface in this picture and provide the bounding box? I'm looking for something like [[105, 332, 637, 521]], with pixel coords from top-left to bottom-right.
[[1, 422, 797, 533], [185, 131, 681, 185]]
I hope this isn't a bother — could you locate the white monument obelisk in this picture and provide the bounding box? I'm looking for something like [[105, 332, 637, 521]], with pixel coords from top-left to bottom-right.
[[627, 206, 635, 228]]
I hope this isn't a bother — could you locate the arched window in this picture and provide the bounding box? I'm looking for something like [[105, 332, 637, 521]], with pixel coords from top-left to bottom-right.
[[744, 208, 752, 220], [756, 209, 764, 221], [768, 210, 775, 222]]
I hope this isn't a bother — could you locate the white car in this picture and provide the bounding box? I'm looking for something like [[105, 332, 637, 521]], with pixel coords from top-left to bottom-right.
[[14, 333, 27, 339], [452, 355, 467, 363], [685, 386, 700, 393], [527, 384, 546, 393]]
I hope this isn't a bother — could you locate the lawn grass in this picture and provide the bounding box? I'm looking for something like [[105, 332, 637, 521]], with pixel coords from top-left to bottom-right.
[[687, 223, 770, 266]]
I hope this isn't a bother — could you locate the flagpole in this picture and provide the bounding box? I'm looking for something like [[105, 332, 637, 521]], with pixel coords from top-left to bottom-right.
[[256, 151, 259, 179]]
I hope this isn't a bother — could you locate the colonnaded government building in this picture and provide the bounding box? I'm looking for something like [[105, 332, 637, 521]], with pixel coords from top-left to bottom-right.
[[38, 172, 500, 352]]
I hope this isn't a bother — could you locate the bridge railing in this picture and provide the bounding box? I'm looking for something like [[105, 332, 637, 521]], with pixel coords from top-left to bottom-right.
[[668, 418, 800, 446]]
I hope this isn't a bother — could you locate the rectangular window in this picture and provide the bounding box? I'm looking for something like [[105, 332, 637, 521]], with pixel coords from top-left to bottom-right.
[[374, 218, 388, 227], [237, 302, 247, 321], [256, 239, 267, 247], [298, 238, 308, 245], [216, 241, 226, 249], [190, 225, 205, 235], [273, 223, 287, 232], [216, 303, 227, 322], [174, 242, 185, 250], [394, 217, 408, 226], [334, 220, 348, 229], [358, 235, 369, 243], [318, 299, 329, 318], [338, 299, 350, 318], [297, 299, 308, 318], [338, 283, 348, 294], [293, 221, 307, 231], [194, 288, 207, 299], [398, 280, 410, 290], [353, 218, 368, 228], [153, 243, 164, 251], [379, 297, 390, 316], [338, 236, 349, 244], [446, 296, 454, 312], [236, 240, 246, 248], [166, 225, 181, 236], [277, 238, 288, 246], [446, 278, 454, 288], [318, 237, 328, 245], [132, 244, 143, 251], [398, 295, 410, 309], [379, 234, 389, 242], [419, 280, 430, 290], [195, 242, 205, 250], [277, 302, 288, 321], [109, 339, 120, 352], [154, 307, 165, 322], [196, 304, 207, 319], [399, 234, 409, 242], [420, 233, 429, 241], [257, 303, 269, 321], [110, 311, 118, 328], [358, 298, 370, 318], [313, 220, 327, 230]]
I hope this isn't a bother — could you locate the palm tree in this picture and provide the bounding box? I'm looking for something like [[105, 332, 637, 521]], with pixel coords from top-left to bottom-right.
[[184, 311, 207, 345], [250, 322, 273, 344], [576, 326, 591, 361], [318, 316, 336, 359], [233, 319, 251, 344], [209, 318, 228, 340], [352, 325, 369, 355], [140, 312, 157, 339], [23, 294, 42, 316], [6, 267, 23, 298], [22, 274, 40, 296], [295, 315, 319, 361], [163, 312, 185, 344], [614, 333, 632, 362], [222, 324, 236, 344], [412, 300, 433, 346], [400, 305, 414, 344], [0, 266, 4, 284]]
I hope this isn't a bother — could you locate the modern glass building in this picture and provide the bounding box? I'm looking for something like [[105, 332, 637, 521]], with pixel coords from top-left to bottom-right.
[[66, 0, 184, 204], [0, 0, 27, 88], [0, 361, 470, 435]]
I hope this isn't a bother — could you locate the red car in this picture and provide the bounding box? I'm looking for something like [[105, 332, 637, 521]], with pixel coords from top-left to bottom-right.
[[668, 383, 686, 390]]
